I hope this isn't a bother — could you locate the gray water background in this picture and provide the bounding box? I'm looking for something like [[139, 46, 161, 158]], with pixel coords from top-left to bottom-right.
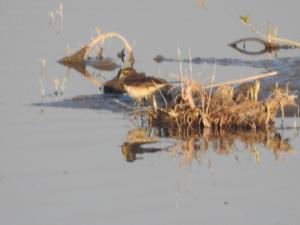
[[1, 1, 300, 225]]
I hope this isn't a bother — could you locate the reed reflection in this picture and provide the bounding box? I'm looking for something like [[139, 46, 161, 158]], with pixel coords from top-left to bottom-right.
[[121, 123, 294, 165]]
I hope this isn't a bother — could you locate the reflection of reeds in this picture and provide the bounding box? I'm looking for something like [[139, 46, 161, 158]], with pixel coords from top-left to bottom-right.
[[173, 129, 293, 166], [121, 125, 294, 165], [129, 61, 296, 164]]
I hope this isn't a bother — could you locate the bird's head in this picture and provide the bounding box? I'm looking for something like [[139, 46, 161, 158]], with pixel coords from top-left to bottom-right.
[[117, 67, 138, 83]]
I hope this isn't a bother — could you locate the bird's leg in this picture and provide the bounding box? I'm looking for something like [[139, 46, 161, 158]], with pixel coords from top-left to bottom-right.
[[139, 98, 146, 107], [144, 96, 151, 106], [134, 98, 143, 107]]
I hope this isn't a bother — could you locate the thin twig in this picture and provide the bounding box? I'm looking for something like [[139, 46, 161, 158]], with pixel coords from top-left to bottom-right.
[[204, 71, 278, 89]]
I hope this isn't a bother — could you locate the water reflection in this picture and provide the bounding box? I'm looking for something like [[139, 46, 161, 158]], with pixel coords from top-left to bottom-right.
[[154, 54, 300, 69], [121, 124, 295, 165], [228, 37, 294, 56], [64, 63, 103, 88], [44, 50, 299, 164], [121, 128, 162, 162]]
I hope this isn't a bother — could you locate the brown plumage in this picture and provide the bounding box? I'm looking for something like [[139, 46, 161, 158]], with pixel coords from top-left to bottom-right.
[[117, 67, 169, 101]]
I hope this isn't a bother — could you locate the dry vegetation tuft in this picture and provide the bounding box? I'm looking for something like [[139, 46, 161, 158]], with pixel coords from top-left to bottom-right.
[[146, 77, 297, 134]]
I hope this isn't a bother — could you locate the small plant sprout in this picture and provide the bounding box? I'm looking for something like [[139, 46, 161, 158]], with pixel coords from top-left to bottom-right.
[[95, 26, 101, 36], [177, 46, 184, 93], [38, 58, 47, 98], [48, 2, 64, 33], [48, 11, 55, 26], [40, 58, 47, 77], [38, 79, 46, 98], [66, 44, 72, 57], [197, 0, 208, 8], [188, 47, 193, 80], [60, 77, 67, 95], [52, 69, 71, 96], [205, 63, 216, 114], [52, 78, 60, 96], [57, 2, 64, 33], [52, 77, 67, 96], [250, 80, 260, 102], [56, 2, 63, 21], [94, 26, 103, 57]]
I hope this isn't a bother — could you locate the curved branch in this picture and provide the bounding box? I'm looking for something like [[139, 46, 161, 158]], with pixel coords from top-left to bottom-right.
[[229, 37, 280, 55], [58, 32, 135, 67], [86, 32, 135, 65]]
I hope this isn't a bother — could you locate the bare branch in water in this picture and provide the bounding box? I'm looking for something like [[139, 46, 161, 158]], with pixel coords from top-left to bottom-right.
[[229, 37, 281, 55], [58, 31, 135, 67], [86, 32, 135, 66]]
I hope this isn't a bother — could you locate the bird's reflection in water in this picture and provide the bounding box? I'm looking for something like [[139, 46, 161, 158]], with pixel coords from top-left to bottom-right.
[[121, 128, 163, 162], [121, 122, 294, 165]]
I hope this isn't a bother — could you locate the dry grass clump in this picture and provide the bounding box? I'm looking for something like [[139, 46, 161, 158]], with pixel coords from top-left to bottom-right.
[[147, 78, 297, 133]]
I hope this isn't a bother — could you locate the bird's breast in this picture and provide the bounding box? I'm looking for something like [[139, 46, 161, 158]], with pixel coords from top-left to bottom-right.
[[124, 83, 166, 99]]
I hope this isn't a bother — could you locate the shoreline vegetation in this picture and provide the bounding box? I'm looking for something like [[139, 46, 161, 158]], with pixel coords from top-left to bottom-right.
[[35, 3, 300, 162], [57, 31, 298, 136]]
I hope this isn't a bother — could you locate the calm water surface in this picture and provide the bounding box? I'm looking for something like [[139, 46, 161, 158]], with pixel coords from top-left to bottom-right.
[[0, 1, 300, 225]]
